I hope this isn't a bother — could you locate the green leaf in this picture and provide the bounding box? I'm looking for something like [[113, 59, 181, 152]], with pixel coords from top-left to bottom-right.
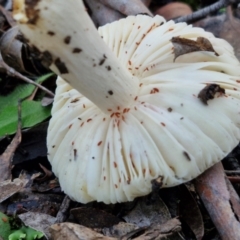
[[24, 227, 44, 240], [8, 229, 26, 240], [0, 73, 54, 138], [0, 212, 11, 240], [0, 72, 54, 112], [0, 100, 51, 138]]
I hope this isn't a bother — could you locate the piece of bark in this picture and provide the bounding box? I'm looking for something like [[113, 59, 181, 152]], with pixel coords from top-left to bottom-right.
[[195, 162, 240, 240]]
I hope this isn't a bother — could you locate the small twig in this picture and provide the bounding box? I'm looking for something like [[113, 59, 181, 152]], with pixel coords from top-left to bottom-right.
[[225, 170, 240, 174], [227, 176, 240, 183], [55, 195, 72, 223], [175, 0, 228, 23], [0, 54, 55, 97]]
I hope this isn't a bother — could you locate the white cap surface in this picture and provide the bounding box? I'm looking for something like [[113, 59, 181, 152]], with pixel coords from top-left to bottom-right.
[[48, 16, 240, 203], [13, 0, 240, 204]]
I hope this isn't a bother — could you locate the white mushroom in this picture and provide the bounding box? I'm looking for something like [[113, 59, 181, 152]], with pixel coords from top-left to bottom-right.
[[13, 0, 240, 204]]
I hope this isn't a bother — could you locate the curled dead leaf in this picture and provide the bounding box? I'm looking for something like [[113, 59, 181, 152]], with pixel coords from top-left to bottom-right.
[[171, 36, 218, 61]]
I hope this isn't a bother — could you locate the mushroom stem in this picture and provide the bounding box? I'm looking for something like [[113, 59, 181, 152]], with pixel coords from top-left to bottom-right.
[[13, 0, 138, 113]]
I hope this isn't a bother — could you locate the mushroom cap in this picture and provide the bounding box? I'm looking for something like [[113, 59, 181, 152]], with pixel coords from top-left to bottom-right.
[[47, 15, 240, 204]]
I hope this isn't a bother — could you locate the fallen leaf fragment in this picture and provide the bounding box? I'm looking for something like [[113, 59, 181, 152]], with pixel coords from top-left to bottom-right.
[[123, 196, 171, 227], [49, 222, 116, 240], [0, 26, 28, 74], [103, 222, 138, 238], [171, 36, 218, 61], [19, 212, 56, 239], [133, 218, 181, 240], [0, 178, 28, 203]]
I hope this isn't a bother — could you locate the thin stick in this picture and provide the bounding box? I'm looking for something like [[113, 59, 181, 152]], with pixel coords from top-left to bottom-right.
[[0, 54, 55, 97], [175, 0, 227, 23]]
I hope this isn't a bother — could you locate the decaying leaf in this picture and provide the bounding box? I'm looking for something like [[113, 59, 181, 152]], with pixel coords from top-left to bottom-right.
[[103, 222, 139, 238], [171, 36, 219, 60], [71, 207, 121, 228], [49, 223, 116, 240], [0, 26, 28, 74], [0, 178, 28, 203], [129, 218, 181, 240], [19, 212, 56, 239], [198, 84, 225, 105], [123, 196, 171, 227]]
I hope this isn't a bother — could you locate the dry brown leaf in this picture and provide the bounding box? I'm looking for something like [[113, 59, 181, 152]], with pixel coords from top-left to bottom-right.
[[0, 178, 28, 203], [0, 26, 27, 73], [49, 222, 116, 240], [133, 218, 181, 240], [171, 36, 218, 61], [103, 222, 138, 238], [123, 196, 171, 227]]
